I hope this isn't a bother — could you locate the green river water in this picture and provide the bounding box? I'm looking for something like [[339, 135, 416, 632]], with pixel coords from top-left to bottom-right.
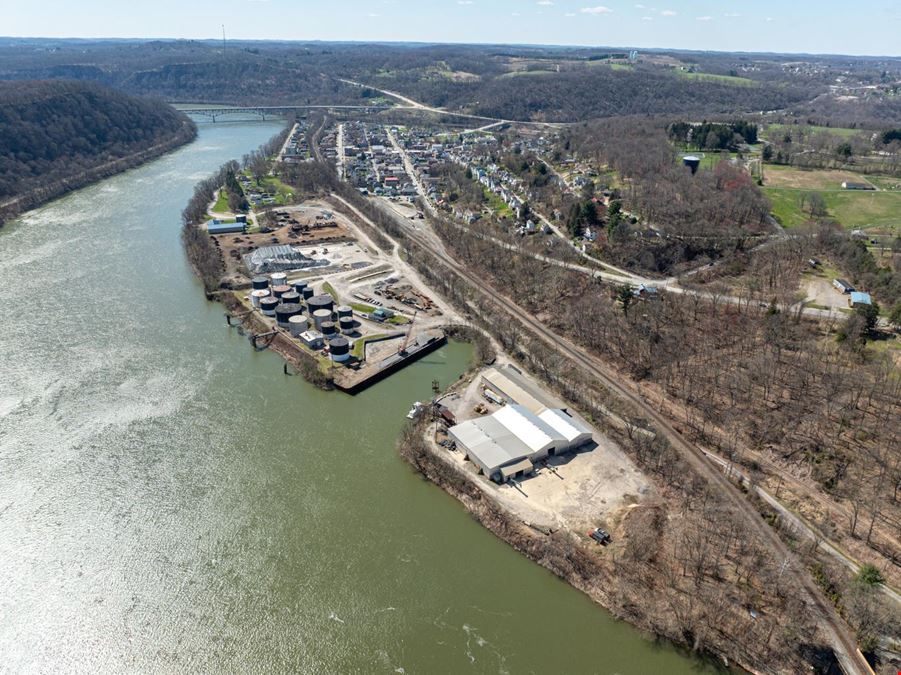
[[0, 120, 725, 674]]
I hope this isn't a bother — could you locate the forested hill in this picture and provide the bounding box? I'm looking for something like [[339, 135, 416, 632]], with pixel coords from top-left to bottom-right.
[[0, 80, 195, 217]]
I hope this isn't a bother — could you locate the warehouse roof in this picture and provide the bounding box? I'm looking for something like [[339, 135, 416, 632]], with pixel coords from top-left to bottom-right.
[[494, 404, 566, 454], [452, 415, 532, 471], [539, 408, 593, 446], [483, 365, 559, 415]]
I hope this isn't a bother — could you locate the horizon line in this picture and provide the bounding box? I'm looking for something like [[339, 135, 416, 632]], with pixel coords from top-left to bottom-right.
[[1, 35, 899, 61]]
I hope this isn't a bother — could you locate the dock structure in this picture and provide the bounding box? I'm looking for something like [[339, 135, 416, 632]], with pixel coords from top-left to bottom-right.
[[333, 329, 447, 394]]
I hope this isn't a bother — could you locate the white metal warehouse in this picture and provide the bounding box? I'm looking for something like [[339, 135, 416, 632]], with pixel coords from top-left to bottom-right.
[[449, 404, 593, 482]]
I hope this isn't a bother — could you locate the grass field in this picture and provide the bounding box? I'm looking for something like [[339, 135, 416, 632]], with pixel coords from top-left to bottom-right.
[[676, 70, 757, 86], [762, 123, 868, 140], [865, 175, 901, 191], [212, 189, 230, 214], [322, 282, 340, 303], [349, 302, 376, 314], [247, 176, 294, 205], [763, 165, 876, 190], [764, 185, 901, 230], [484, 188, 513, 217]]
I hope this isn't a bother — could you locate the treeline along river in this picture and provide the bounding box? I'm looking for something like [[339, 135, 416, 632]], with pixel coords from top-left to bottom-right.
[[0, 119, 724, 673]]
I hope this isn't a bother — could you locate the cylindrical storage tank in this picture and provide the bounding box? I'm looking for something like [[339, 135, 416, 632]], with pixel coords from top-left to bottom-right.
[[275, 303, 303, 327], [250, 289, 270, 308], [301, 287, 315, 301], [312, 309, 332, 330], [252, 277, 270, 291], [336, 305, 353, 320], [293, 281, 309, 295], [272, 284, 292, 299], [288, 314, 309, 337], [329, 336, 350, 363], [281, 291, 301, 306], [682, 155, 701, 175], [339, 317, 355, 333], [321, 321, 337, 336], [260, 297, 279, 317], [307, 294, 334, 316], [270, 272, 288, 287]]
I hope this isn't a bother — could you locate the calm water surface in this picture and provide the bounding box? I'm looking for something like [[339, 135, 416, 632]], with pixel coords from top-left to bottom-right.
[[0, 121, 724, 674]]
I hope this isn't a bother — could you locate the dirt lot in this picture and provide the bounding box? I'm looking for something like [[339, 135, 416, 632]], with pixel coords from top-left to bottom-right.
[[764, 166, 877, 190], [436, 368, 654, 533], [802, 274, 851, 311], [214, 202, 352, 281]]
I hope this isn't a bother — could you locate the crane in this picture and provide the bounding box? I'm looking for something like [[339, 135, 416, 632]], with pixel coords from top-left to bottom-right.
[[397, 311, 418, 356]]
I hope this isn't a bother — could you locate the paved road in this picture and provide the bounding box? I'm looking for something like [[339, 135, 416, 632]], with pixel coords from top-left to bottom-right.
[[332, 161, 875, 673], [386, 128, 897, 622], [393, 138, 847, 322], [701, 449, 901, 609], [322, 106, 879, 673], [405, 224, 874, 675], [338, 78, 566, 128]]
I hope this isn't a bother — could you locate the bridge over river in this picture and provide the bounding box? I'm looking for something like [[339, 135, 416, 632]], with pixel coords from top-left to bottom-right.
[[177, 104, 391, 121]]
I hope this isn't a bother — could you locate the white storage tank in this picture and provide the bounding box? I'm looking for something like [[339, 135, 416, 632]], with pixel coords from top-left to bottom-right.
[[312, 309, 332, 330], [270, 272, 288, 288], [288, 314, 309, 337], [251, 289, 270, 308]]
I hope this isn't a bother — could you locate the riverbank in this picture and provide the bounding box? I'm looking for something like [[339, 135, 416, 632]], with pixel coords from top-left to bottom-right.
[[398, 418, 748, 674], [0, 119, 196, 227]]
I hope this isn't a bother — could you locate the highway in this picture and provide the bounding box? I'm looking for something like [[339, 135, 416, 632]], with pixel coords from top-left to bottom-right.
[[338, 78, 567, 128]]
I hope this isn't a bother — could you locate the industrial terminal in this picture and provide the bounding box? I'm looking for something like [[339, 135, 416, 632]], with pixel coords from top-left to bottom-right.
[[417, 363, 652, 535], [212, 200, 453, 393]]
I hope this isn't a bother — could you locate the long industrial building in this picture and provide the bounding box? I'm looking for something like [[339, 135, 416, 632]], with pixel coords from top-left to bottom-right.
[[449, 395, 593, 483], [482, 364, 562, 415]]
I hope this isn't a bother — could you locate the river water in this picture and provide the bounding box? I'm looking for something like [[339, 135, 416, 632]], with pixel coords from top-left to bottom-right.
[[0, 120, 722, 674]]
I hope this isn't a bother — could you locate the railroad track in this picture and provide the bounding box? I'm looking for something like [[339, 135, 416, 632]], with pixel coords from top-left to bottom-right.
[[396, 224, 875, 675]]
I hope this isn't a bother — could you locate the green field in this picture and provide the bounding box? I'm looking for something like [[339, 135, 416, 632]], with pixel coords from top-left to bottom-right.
[[349, 302, 376, 314], [865, 175, 901, 191], [322, 282, 340, 303], [676, 71, 757, 86], [762, 123, 867, 140], [764, 186, 901, 230], [483, 188, 513, 217], [212, 189, 230, 214]]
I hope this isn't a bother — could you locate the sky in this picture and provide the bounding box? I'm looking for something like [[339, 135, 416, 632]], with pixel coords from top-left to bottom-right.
[[3, 0, 901, 57]]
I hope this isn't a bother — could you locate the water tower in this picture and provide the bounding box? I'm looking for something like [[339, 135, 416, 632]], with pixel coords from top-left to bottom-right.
[[682, 155, 701, 175]]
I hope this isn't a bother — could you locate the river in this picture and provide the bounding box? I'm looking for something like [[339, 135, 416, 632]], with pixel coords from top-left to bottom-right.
[[0, 120, 723, 673]]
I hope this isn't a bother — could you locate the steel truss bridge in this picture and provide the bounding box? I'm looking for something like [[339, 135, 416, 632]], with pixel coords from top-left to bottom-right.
[[178, 104, 392, 122]]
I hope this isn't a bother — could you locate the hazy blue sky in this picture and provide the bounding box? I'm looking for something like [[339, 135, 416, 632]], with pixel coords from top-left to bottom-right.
[[4, 0, 901, 56]]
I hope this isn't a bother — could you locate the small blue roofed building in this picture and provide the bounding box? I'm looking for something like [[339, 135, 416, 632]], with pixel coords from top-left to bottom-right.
[[371, 307, 395, 322], [206, 218, 246, 235], [849, 292, 872, 308]]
